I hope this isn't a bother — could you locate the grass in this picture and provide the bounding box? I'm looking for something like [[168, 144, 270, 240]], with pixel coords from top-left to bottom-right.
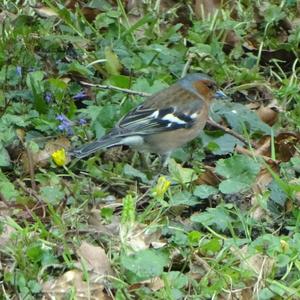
[[0, 0, 300, 299]]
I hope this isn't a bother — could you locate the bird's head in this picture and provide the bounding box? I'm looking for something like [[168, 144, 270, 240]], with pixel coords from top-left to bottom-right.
[[179, 73, 227, 102]]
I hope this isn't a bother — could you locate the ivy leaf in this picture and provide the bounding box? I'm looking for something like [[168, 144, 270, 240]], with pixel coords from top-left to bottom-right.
[[194, 185, 218, 199], [216, 154, 261, 194], [120, 249, 169, 283], [201, 132, 244, 155], [170, 191, 199, 206], [191, 206, 233, 231], [211, 101, 271, 135]]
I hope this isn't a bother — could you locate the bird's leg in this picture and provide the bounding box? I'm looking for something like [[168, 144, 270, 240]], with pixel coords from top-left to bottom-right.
[[131, 151, 139, 167], [140, 152, 151, 170], [160, 152, 171, 172]]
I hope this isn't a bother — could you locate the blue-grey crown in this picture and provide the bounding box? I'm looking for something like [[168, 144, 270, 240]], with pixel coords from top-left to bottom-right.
[[178, 73, 214, 94]]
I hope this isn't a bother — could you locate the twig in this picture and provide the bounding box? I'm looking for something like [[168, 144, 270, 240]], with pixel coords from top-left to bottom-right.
[[235, 145, 280, 164], [16, 179, 46, 218], [26, 148, 37, 191], [207, 117, 258, 149], [79, 81, 151, 97]]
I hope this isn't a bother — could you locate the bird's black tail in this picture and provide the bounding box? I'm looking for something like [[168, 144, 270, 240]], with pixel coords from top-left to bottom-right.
[[69, 136, 123, 159]]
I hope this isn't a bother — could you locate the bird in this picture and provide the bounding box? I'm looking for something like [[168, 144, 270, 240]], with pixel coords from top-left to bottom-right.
[[70, 73, 226, 164]]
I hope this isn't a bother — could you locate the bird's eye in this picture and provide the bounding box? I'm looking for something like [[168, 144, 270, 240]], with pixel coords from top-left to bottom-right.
[[206, 81, 215, 90]]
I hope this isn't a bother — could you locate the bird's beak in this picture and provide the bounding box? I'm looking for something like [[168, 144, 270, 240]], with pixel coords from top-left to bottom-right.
[[214, 90, 228, 99]]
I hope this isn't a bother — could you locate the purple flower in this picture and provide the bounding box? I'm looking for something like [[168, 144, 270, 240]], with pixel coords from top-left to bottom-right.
[[16, 66, 22, 77], [73, 91, 88, 100], [45, 91, 52, 103], [56, 114, 68, 122], [56, 114, 74, 135], [79, 118, 87, 125]]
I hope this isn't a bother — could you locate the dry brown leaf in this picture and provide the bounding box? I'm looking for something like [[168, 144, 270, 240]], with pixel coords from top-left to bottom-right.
[[235, 145, 277, 164], [252, 165, 278, 195], [250, 196, 267, 221], [275, 132, 300, 162], [88, 209, 120, 236], [141, 277, 165, 291], [239, 246, 274, 277], [195, 0, 240, 46], [226, 246, 275, 298], [194, 0, 220, 19], [121, 223, 162, 251], [0, 224, 15, 248], [196, 166, 220, 186], [76, 241, 113, 277], [42, 269, 112, 300]]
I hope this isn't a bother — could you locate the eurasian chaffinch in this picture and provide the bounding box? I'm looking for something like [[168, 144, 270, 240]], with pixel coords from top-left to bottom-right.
[[70, 73, 226, 161]]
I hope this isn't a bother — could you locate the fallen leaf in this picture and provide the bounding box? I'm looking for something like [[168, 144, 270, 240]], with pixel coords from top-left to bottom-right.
[[141, 276, 165, 291], [0, 224, 15, 248], [88, 209, 120, 236], [42, 269, 111, 300], [252, 164, 278, 194], [275, 132, 300, 162], [76, 241, 113, 277], [195, 166, 220, 186], [121, 223, 162, 251], [238, 246, 274, 277]]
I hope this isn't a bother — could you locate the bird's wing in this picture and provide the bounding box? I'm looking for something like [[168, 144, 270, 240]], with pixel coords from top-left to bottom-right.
[[112, 104, 196, 136]]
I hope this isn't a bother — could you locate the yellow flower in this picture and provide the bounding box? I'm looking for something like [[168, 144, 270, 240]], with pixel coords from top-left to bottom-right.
[[153, 176, 171, 198], [280, 240, 289, 252], [51, 148, 66, 166]]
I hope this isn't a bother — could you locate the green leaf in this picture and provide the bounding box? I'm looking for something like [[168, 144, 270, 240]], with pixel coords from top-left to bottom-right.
[[108, 75, 131, 88], [216, 154, 260, 194], [105, 47, 122, 75], [120, 249, 169, 282], [47, 78, 67, 102], [0, 145, 11, 167], [26, 244, 44, 263], [291, 157, 300, 173], [194, 185, 218, 199], [26, 71, 47, 114], [170, 191, 199, 206], [191, 206, 233, 231], [165, 271, 188, 288], [0, 171, 19, 200], [88, 0, 112, 10], [67, 61, 93, 77], [201, 132, 244, 155], [264, 5, 286, 23], [40, 186, 64, 205], [123, 164, 149, 183], [169, 159, 197, 184], [131, 78, 169, 94], [0, 65, 21, 86], [269, 180, 287, 206], [211, 101, 271, 135]]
